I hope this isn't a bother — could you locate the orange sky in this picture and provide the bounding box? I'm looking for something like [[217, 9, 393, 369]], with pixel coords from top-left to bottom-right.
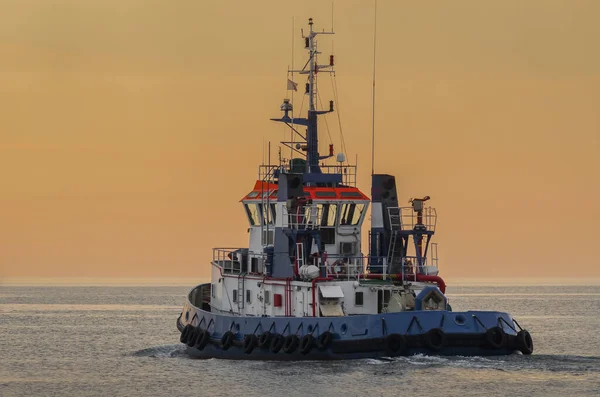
[[1, 0, 599, 279]]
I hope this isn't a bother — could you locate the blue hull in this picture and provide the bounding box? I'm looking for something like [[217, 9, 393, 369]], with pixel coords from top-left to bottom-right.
[[177, 303, 530, 360]]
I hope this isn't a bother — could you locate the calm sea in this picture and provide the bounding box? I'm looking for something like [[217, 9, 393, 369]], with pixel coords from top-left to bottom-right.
[[1, 282, 599, 397]]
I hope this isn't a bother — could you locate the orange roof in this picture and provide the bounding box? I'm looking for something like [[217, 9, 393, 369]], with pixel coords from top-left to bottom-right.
[[241, 180, 370, 201]]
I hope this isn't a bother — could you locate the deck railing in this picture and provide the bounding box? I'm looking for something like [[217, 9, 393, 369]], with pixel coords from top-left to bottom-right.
[[258, 163, 357, 187], [213, 248, 439, 282]]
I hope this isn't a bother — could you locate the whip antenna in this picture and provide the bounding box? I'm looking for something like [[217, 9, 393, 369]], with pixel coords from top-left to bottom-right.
[[371, 0, 378, 175]]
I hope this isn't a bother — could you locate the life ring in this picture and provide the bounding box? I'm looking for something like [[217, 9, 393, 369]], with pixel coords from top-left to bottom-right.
[[270, 334, 285, 353], [485, 326, 506, 349], [258, 331, 272, 348], [220, 331, 235, 350], [180, 324, 193, 344], [299, 334, 315, 355], [283, 335, 300, 354], [244, 334, 258, 354], [424, 328, 445, 351], [186, 327, 199, 347], [195, 329, 210, 350], [317, 331, 333, 350], [385, 333, 406, 354], [517, 330, 533, 355]]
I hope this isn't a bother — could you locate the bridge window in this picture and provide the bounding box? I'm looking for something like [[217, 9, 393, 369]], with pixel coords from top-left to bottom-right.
[[245, 203, 260, 225], [259, 203, 275, 225], [340, 203, 365, 225], [317, 203, 338, 227]]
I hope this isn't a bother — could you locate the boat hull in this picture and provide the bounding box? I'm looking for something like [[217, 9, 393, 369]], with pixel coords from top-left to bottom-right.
[[177, 294, 530, 360]]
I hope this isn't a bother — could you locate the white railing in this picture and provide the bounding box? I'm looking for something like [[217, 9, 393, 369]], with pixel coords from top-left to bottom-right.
[[282, 205, 322, 230], [258, 163, 357, 187], [388, 207, 437, 232], [212, 248, 266, 275]]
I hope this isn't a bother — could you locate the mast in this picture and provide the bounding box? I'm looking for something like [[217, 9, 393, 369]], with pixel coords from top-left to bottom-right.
[[271, 18, 335, 178]]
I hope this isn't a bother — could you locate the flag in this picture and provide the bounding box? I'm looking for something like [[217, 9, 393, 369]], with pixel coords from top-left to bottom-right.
[[287, 79, 298, 91]]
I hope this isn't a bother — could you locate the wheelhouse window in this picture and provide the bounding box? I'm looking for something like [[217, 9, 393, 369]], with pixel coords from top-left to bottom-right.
[[340, 203, 365, 225], [244, 203, 260, 225], [258, 203, 277, 225], [317, 203, 338, 227]]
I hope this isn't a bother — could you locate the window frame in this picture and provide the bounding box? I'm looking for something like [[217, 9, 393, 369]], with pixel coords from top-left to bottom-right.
[[355, 291, 364, 306]]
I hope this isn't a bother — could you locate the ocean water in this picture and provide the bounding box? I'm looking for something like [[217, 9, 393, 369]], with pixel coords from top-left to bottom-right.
[[1, 283, 599, 397]]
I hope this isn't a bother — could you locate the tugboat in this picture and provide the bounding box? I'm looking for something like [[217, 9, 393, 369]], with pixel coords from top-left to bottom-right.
[[177, 19, 533, 360]]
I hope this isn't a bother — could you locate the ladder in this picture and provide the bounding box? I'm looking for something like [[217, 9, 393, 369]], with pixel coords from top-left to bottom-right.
[[237, 273, 246, 312], [387, 229, 398, 268], [296, 242, 305, 268]]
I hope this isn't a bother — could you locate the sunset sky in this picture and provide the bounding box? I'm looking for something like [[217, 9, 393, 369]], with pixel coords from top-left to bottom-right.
[[1, 0, 598, 279]]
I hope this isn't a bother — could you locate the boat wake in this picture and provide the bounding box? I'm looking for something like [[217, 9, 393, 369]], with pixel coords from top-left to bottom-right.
[[364, 354, 600, 372], [130, 344, 187, 358]]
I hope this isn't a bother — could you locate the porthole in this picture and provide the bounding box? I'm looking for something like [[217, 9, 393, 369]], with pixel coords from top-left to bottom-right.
[[340, 324, 348, 334], [307, 325, 313, 333]]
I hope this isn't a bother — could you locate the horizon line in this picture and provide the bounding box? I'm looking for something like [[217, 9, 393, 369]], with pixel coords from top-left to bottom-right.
[[2, 276, 600, 287]]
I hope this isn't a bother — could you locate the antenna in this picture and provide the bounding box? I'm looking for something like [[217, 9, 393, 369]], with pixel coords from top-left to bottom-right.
[[331, 1, 334, 32], [371, 0, 378, 176], [290, 17, 295, 161]]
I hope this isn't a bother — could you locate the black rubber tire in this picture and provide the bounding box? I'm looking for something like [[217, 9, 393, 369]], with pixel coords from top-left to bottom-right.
[[317, 331, 333, 350], [270, 334, 285, 353], [220, 331, 235, 350], [424, 328, 446, 351], [517, 330, 534, 355], [186, 327, 198, 347], [485, 326, 506, 349], [283, 335, 300, 354], [299, 334, 315, 355], [180, 324, 193, 344], [385, 333, 406, 354], [244, 334, 258, 354], [258, 331, 272, 348], [195, 329, 210, 350]]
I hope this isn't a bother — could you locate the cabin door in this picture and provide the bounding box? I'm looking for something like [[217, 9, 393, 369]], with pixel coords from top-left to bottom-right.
[[295, 290, 305, 316]]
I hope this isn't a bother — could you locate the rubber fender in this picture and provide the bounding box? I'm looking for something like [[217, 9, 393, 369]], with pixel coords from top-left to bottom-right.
[[180, 324, 193, 344], [270, 334, 285, 353], [299, 334, 315, 355], [283, 335, 300, 354], [258, 331, 272, 348], [317, 331, 333, 350], [243, 334, 258, 354], [195, 329, 210, 350], [186, 327, 198, 347], [385, 333, 406, 353], [220, 331, 235, 350], [424, 328, 445, 351], [485, 326, 506, 349], [517, 330, 534, 355]]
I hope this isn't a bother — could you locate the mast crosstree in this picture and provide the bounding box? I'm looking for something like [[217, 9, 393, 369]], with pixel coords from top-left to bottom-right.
[[271, 18, 337, 179]]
